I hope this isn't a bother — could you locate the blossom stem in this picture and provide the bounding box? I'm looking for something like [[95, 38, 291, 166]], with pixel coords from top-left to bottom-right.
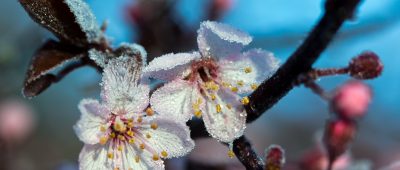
[[245, 0, 362, 123]]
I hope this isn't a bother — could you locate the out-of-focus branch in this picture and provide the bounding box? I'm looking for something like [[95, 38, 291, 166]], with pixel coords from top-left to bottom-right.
[[245, 0, 362, 123]]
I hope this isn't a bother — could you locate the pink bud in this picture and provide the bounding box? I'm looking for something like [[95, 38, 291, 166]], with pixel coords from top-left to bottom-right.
[[264, 144, 285, 170], [323, 119, 356, 164], [0, 99, 36, 143], [349, 51, 383, 80], [213, 0, 232, 12], [331, 81, 372, 119]]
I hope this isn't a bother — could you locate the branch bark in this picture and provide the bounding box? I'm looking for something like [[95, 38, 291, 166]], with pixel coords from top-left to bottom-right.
[[245, 0, 362, 123]]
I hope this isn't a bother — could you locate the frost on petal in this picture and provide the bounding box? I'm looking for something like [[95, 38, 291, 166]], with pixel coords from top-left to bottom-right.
[[143, 52, 200, 81], [64, 0, 102, 43], [151, 80, 203, 121], [74, 99, 109, 144], [117, 43, 148, 66], [79, 144, 109, 170], [202, 88, 246, 143], [140, 116, 195, 158], [101, 57, 150, 113], [218, 49, 280, 94], [88, 49, 111, 68], [197, 21, 252, 59]]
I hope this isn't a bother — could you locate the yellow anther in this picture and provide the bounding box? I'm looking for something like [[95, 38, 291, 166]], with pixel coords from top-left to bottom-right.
[[107, 153, 114, 159], [192, 103, 199, 110], [114, 167, 119, 170], [146, 133, 151, 139], [194, 110, 202, 118], [228, 150, 235, 158], [129, 138, 135, 144], [99, 136, 108, 145], [117, 145, 123, 151], [113, 122, 126, 133], [110, 132, 116, 138], [137, 116, 143, 123], [241, 97, 250, 105], [244, 67, 252, 73], [231, 87, 238, 93], [237, 80, 244, 87], [251, 83, 258, 90], [127, 122, 134, 128], [152, 154, 160, 161], [127, 130, 134, 137], [211, 84, 219, 91], [222, 82, 231, 87], [118, 135, 125, 141], [128, 118, 134, 122], [100, 125, 107, 132], [197, 98, 203, 104], [210, 94, 216, 100], [226, 104, 232, 110], [135, 156, 140, 163], [151, 122, 158, 130], [216, 104, 222, 113], [140, 143, 145, 150], [161, 151, 168, 158], [146, 108, 154, 116]]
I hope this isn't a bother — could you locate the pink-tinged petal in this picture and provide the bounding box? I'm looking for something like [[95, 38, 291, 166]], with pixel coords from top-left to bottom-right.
[[218, 48, 279, 94], [150, 80, 203, 121], [74, 99, 109, 144], [101, 57, 150, 113], [143, 52, 200, 81], [197, 21, 252, 59], [202, 88, 246, 143], [139, 116, 195, 158]]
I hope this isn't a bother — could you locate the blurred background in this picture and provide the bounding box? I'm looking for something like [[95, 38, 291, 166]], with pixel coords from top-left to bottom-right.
[[0, 0, 399, 169]]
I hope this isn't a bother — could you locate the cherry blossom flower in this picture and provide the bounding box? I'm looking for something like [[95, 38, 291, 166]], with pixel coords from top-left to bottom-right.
[[74, 56, 194, 170], [145, 21, 279, 143]]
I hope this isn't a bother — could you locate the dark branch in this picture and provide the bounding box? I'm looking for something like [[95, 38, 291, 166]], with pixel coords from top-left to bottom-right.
[[233, 136, 264, 170], [245, 0, 362, 123]]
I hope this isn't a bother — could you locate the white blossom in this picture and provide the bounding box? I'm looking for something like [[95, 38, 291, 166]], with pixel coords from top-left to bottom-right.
[[74, 56, 194, 170], [144, 21, 279, 143]]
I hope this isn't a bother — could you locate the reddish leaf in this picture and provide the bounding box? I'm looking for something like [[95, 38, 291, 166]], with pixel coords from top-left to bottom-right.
[[19, 0, 102, 46], [23, 40, 85, 97]]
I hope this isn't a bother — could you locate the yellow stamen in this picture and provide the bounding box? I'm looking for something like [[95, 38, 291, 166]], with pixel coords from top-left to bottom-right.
[[222, 82, 231, 88], [146, 133, 151, 139], [244, 67, 252, 73], [194, 110, 202, 118], [107, 153, 114, 159], [251, 83, 258, 90], [231, 87, 238, 93], [228, 150, 235, 158], [137, 116, 143, 123], [241, 97, 250, 105], [161, 151, 168, 158], [117, 145, 123, 151], [237, 80, 244, 87], [118, 135, 125, 141], [127, 122, 134, 128], [127, 130, 134, 137], [114, 167, 119, 170], [135, 156, 140, 163], [140, 143, 145, 150], [152, 154, 159, 161], [99, 136, 108, 145], [110, 132, 116, 138], [197, 98, 203, 104], [146, 108, 154, 116], [226, 104, 232, 110], [216, 104, 222, 113], [100, 125, 107, 132], [210, 94, 216, 100], [192, 103, 199, 110], [129, 138, 135, 144], [151, 122, 158, 130]]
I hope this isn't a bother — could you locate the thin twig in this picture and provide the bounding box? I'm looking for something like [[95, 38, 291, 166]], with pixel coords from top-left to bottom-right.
[[245, 0, 362, 123]]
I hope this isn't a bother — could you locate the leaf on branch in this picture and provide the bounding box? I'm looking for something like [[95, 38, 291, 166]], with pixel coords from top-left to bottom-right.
[[23, 40, 85, 98], [19, 0, 102, 46]]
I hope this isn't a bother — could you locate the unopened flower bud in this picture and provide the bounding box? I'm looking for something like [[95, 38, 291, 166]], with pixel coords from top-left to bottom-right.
[[331, 81, 371, 119], [323, 119, 356, 163], [349, 51, 383, 79], [265, 144, 285, 170]]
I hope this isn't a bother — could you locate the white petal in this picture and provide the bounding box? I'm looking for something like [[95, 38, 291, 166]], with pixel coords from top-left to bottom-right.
[[88, 49, 110, 68], [218, 49, 280, 94], [150, 80, 203, 121], [143, 52, 200, 81], [102, 57, 150, 113], [197, 21, 252, 59], [140, 116, 195, 158], [202, 88, 246, 143], [79, 144, 109, 170], [74, 99, 109, 144], [118, 43, 148, 66]]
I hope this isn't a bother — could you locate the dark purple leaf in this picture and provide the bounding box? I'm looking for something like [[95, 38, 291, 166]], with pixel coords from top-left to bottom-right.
[[23, 40, 85, 97], [19, 0, 102, 46]]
